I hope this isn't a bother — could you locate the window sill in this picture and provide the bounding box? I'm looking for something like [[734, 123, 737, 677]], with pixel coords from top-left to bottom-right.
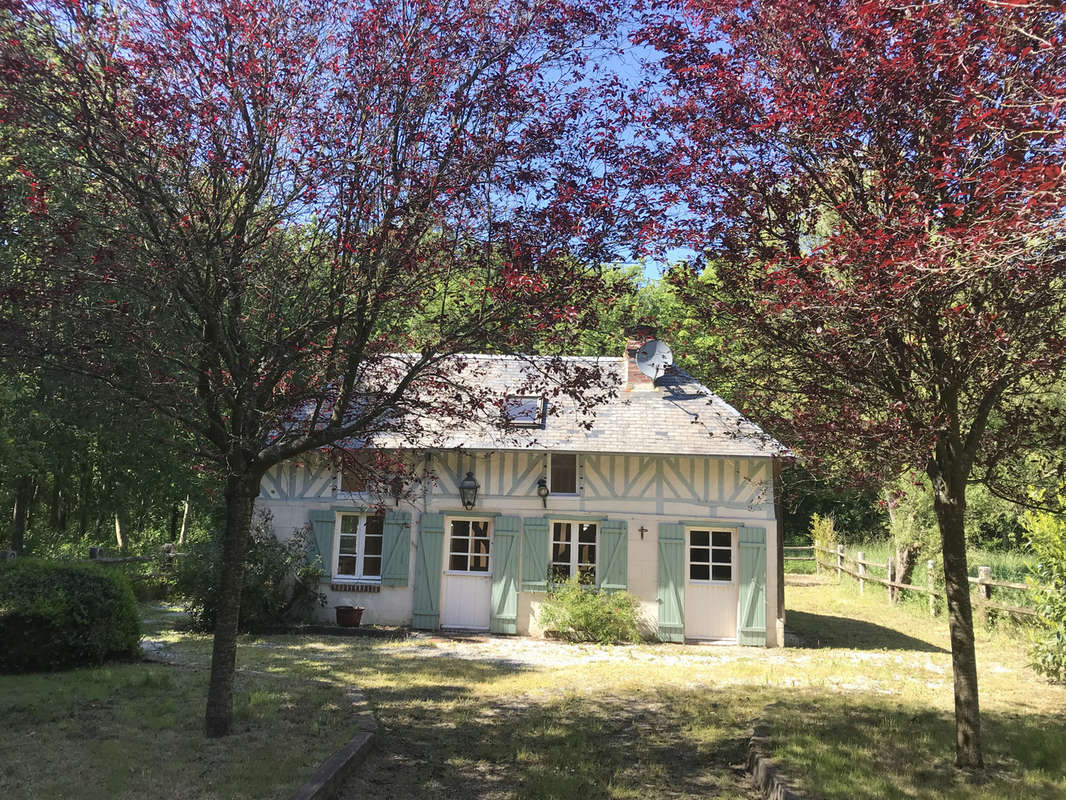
[[444, 570, 492, 577], [688, 580, 734, 587]]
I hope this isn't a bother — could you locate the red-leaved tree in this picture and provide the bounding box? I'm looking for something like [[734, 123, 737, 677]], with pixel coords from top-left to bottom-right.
[[634, 0, 1066, 768], [1, 0, 624, 736]]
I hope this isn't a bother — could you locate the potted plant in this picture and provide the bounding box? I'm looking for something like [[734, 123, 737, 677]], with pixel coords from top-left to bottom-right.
[[335, 605, 364, 627]]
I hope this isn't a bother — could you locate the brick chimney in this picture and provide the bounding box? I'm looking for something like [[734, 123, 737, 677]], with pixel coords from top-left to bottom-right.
[[624, 324, 658, 392]]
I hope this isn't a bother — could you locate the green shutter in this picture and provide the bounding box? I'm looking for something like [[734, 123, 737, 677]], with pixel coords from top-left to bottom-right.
[[598, 519, 628, 592], [738, 526, 767, 646], [657, 523, 685, 642], [412, 512, 445, 630], [490, 516, 521, 634], [308, 509, 335, 581], [521, 517, 549, 591], [381, 510, 411, 587]]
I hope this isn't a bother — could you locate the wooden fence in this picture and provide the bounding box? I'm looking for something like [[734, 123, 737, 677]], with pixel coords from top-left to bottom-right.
[[788, 544, 1039, 620]]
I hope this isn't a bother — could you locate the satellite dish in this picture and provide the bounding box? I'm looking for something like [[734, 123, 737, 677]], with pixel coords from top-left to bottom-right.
[[636, 340, 673, 380]]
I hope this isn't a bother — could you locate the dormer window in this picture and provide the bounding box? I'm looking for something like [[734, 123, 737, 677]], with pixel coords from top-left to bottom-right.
[[504, 395, 544, 427]]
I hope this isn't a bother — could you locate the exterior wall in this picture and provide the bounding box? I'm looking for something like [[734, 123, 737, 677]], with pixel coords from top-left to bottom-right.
[[258, 449, 783, 646]]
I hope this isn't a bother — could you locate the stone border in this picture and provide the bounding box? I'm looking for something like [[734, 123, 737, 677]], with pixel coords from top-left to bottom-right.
[[290, 689, 378, 800], [747, 704, 808, 800]]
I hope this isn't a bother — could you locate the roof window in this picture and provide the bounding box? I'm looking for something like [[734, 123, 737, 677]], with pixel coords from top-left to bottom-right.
[[504, 395, 544, 427]]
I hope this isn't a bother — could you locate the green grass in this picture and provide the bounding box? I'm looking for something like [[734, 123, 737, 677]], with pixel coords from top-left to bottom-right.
[[2, 589, 1064, 799], [776, 579, 1066, 799]]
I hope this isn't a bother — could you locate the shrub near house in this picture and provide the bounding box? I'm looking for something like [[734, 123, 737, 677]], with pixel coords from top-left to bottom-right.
[[0, 559, 140, 672]]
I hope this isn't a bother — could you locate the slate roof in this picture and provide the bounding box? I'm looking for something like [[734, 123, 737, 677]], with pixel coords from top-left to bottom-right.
[[371, 354, 787, 458]]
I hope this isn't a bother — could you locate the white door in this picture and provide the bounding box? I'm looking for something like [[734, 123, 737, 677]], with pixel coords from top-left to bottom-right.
[[440, 518, 493, 630], [684, 528, 739, 641]]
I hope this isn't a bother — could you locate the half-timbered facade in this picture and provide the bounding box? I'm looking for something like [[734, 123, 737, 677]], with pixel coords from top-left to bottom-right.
[[259, 336, 788, 646]]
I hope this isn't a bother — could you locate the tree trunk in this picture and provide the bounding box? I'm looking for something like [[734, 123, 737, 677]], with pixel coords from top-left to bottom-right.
[[204, 472, 260, 738], [179, 495, 190, 546], [895, 542, 919, 597], [928, 456, 983, 769], [113, 511, 129, 553], [10, 475, 33, 554]]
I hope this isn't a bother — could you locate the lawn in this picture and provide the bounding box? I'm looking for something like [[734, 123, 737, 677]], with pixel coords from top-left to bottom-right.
[[1, 583, 1063, 800]]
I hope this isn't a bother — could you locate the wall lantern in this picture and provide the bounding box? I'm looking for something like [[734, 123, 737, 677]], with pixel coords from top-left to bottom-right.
[[536, 476, 550, 508], [459, 471, 480, 510]]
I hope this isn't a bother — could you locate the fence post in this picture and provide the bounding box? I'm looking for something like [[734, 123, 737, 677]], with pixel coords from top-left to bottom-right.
[[857, 551, 865, 593], [978, 565, 993, 624], [927, 559, 936, 616], [887, 556, 895, 604], [836, 544, 844, 580]]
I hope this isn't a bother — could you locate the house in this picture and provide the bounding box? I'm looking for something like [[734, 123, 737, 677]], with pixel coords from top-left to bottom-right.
[[258, 330, 788, 646]]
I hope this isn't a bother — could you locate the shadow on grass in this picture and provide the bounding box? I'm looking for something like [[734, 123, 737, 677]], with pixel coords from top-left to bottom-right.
[[342, 684, 762, 800], [787, 609, 948, 653], [771, 696, 1066, 799]]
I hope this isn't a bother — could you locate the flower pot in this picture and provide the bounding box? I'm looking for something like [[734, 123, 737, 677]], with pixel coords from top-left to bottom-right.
[[335, 605, 364, 627]]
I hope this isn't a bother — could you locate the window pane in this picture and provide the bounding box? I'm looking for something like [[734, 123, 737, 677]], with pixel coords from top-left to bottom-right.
[[712, 531, 731, 548], [552, 542, 571, 563], [550, 564, 571, 581], [578, 564, 595, 582], [553, 522, 571, 543], [339, 534, 358, 555], [690, 530, 709, 547], [711, 564, 732, 582], [550, 453, 577, 493], [451, 536, 469, 553], [341, 515, 360, 534], [471, 521, 489, 539], [364, 535, 383, 556], [338, 555, 357, 576], [363, 557, 382, 577], [451, 520, 470, 538], [690, 563, 710, 581], [472, 537, 490, 556], [450, 553, 468, 571], [578, 543, 596, 565], [470, 555, 489, 572], [365, 515, 384, 536], [690, 547, 710, 564], [711, 548, 731, 564], [578, 523, 597, 544]]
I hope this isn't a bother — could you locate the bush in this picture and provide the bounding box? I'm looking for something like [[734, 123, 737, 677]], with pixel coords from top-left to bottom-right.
[[0, 558, 141, 672], [538, 575, 643, 644], [1022, 492, 1066, 682], [175, 509, 324, 633]]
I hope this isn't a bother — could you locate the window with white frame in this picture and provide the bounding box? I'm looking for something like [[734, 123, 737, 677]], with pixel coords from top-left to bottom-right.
[[334, 513, 384, 580], [689, 529, 733, 582], [550, 521, 597, 581], [549, 452, 578, 494], [447, 519, 491, 573]]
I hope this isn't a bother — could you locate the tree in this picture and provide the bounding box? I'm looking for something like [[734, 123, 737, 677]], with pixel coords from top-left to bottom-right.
[[1, 0, 623, 736], [635, 0, 1066, 768]]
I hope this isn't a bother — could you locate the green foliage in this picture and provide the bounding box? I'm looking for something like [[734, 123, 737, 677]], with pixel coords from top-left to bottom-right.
[[810, 513, 837, 555], [1022, 491, 1066, 682], [0, 558, 140, 672], [886, 473, 1027, 557], [175, 509, 324, 633], [538, 575, 643, 644]]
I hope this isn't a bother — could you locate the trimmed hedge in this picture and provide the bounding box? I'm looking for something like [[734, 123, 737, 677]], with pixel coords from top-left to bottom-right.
[[0, 558, 141, 672]]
